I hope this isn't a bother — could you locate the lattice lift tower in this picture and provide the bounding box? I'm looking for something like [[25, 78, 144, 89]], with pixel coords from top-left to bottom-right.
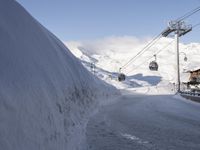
[[162, 21, 192, 92]]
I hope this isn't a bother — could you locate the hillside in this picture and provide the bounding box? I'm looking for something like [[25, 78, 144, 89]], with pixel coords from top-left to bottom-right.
[[66, 36, 200, 89]]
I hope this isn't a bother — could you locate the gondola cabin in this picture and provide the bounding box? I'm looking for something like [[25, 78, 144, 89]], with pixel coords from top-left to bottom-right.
[[149, 61, 158, 71], [118, 73, 126, 81]]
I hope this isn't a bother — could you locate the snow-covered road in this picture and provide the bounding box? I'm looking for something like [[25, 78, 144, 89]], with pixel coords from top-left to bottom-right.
[[86, 92, 200, 150]]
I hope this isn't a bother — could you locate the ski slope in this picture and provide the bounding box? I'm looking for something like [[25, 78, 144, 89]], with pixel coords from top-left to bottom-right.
[[0, 0, 118, 150]]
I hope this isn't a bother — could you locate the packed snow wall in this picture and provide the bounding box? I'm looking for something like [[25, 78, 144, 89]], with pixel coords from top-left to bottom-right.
[[0, 0, 118, 150]]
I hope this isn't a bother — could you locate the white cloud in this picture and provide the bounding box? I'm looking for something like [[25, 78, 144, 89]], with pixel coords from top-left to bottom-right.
[[65, 36, 153, 55]]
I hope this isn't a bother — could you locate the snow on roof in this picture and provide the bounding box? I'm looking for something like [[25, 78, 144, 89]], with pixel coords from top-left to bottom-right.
[[184, 64, 200, 72]]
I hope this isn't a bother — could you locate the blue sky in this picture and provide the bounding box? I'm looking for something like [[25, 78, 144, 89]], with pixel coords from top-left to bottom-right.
[[17, 0, 200, 43]]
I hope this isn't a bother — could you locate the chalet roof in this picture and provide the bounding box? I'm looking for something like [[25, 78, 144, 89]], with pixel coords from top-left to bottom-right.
[[184, 64, 200, 73], [188, 68, 200, 73]]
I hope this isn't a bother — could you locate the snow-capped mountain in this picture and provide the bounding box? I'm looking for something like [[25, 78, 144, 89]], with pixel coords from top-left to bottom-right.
[[0, 0, 118, 150], [66, 36, 200, 89]]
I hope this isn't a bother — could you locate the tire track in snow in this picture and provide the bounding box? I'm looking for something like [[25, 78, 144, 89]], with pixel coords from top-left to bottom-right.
[[121, 133, 150, 145]]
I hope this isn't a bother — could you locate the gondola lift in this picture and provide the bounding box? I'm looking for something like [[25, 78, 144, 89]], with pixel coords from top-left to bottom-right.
[[149, 54, 158, 71], [118, 68, 126, 81]]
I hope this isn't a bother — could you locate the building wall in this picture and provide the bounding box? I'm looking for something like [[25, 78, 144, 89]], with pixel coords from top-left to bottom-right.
[[189, 70, 200, 82]]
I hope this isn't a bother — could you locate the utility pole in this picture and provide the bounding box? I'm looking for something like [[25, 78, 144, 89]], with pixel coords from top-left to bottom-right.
[[162, 20, 192, 92], [90, 62, 95, 75], [175, 26, 180, 92]]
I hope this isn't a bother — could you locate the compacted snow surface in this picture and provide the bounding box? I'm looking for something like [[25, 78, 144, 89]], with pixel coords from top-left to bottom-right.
[[86, 90, 200, 150]]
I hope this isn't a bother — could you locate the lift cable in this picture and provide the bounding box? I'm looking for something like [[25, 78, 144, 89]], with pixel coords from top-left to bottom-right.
[[193, 22, 200, 28], [125, 20, 198, 75], [120, 6, 200, 73], [176, 6, 200, 22], [126, 39, 175, 75], [120, 33, 162, 70]]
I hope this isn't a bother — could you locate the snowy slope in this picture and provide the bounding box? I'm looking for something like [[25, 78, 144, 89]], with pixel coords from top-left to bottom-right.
[[0, 0, 118, 150], [66, 36, 200, 89]]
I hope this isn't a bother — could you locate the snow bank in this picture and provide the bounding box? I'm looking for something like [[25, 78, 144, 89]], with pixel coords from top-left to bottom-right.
[[0, 0, 118, 150]]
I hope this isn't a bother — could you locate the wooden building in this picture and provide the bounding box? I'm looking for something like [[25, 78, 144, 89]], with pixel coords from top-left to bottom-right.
[[186, 68, 200, 92], [188, 68, 200, 83]]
